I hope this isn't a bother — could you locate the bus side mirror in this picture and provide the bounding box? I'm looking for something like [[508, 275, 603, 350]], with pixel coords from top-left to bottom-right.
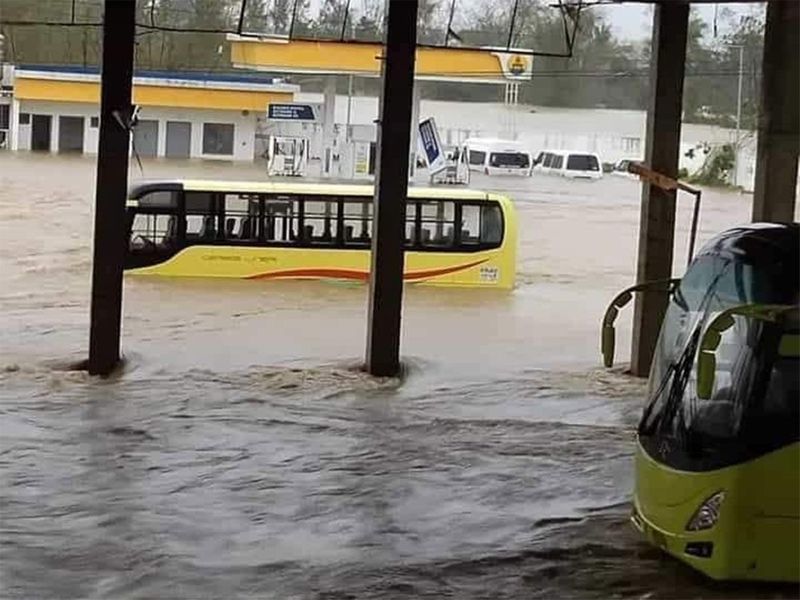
[[600, 279, 679, 368], [697, 314, 733, 400], [696, 305, 797, 399], [601, 291, 632, 367], [602, 324, 615, 368]]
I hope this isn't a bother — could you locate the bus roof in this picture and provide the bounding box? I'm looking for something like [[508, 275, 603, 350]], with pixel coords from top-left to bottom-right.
[[128, 179, 505, 202]]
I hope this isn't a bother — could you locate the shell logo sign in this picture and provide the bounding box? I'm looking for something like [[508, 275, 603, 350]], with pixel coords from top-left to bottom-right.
[[493, 52, 533, 81], [508, 55, 528, 75]]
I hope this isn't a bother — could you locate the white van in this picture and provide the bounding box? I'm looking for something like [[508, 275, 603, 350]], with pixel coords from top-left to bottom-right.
[[463, 138, 532, 176], [533, 150, 603, 180]]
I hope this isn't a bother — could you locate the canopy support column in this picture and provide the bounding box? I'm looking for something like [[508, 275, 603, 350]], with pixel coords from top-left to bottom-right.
[[752, 0, 799, 223], [365, 0, 418, 377], [630, 2, 689, 377], [87, 0, 135, 376]]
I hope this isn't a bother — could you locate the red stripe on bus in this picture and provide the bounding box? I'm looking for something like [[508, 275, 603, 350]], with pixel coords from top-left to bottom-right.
[[246, 259, 489, 282]]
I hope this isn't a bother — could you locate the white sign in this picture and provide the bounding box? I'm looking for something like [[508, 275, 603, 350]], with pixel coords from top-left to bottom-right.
[[492, 52, 533, 81]]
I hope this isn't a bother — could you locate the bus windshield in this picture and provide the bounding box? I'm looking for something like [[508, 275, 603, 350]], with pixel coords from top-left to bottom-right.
[[640, 253, 798, 470], [489, 152, 529, 168]]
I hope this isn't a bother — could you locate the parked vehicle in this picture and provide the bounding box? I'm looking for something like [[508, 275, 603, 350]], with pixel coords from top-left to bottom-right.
[[534, 150, 603, 180], [464, 138, 532, 176]]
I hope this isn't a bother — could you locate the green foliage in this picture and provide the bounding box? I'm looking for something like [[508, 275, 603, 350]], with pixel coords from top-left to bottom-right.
[[687, 144, 735, 187]]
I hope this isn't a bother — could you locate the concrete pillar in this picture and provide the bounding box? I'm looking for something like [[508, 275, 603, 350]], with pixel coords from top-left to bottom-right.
[[752, 0, 799, 223], [88, 0, 136, 375], [365, 0, 418, 377], [322, 77, 336, 177], [630, 2, 689, 378]]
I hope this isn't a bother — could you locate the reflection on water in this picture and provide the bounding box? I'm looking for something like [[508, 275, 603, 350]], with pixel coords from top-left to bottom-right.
[[1, 153, 791, 599]]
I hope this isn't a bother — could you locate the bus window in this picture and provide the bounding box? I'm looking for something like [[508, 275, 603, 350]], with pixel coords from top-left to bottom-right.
[[420, 200, 455, 248], [552, 154, 564, 169], [130, 213, 176, 250], [543, 153, 554, 168], [468, 150, 486, 166], [343, 199, 371, 246], [184, 191, 217, 241], [137, 190, 177, 208], [303, 200, 338, 244], [264, 197, 299, 243], [185, 191, 214, 214], [481, 205, 503, 245], [461, 204, 481, 244], [405, 202, 417, 246], [224, 194, 260, 242]]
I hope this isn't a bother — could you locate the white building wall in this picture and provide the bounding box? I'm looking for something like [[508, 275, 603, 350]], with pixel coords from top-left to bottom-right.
[[13, 100, 259, 160], [13, 100, 94, 152], [136, 105, 257, 161]]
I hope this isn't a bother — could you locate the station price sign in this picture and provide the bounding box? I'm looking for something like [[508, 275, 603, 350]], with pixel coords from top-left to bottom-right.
[[268, 103, 317, 121]]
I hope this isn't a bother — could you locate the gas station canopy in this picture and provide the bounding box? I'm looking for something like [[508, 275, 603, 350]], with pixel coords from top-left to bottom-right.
[[228, 35, 533, 83]]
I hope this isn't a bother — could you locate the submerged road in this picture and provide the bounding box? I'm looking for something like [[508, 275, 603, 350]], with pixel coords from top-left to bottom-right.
[[1, 153, 795, 598]]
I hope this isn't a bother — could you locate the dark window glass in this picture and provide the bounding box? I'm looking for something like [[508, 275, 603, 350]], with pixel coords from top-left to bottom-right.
[[302, 199, 338, 244], [185, 191, 214, 213], [264, 197, 298, 243], [130, 213, 176, 251], [480, 205, 503, 245], [419, 200, 456, 248], [543, 153, 554, 167], [223, 194, 260, 241], [566, 154, 599, 171], [343, 199, 371, 246], [19, 112, 31, 125], [202, 123, 234, 155], [90, 116, 99, 128], [184, 192, 216, 241], [138, 190, 177, 208], [489, 152, 529, 168], [0, 104, 9, 129], [468, 150, 486, 165], [552, 155, 564, 169]]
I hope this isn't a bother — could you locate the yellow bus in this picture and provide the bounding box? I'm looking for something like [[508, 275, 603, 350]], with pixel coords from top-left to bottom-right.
[[125, 180, 517, 289]]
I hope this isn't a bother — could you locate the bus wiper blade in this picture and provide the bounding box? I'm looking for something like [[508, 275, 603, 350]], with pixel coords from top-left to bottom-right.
[[639, 329, 700, 437]]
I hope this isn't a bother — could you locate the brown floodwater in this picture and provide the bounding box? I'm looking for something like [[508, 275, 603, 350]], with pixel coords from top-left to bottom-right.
[[1, 152, 795, 599]]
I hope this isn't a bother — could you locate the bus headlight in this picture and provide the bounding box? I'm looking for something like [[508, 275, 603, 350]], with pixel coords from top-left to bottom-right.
[[685, 491, 725, 531]]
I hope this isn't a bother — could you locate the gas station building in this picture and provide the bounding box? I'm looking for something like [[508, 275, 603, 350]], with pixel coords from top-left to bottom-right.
[[228, 34, 532, 178]]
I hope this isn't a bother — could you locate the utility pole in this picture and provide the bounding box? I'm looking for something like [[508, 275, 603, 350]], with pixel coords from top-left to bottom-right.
[[365, 0, 418, 377], [728, 43, 744, 186], [87, 0, 136, 375]]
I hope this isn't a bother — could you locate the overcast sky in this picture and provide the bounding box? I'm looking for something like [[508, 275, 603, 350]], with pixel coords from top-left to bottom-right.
[[596, 2, 762, 42]]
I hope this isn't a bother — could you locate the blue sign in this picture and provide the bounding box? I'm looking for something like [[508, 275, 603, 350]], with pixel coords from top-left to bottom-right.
[[268, 103, 316, 121], [419, 118, 445, 174]]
